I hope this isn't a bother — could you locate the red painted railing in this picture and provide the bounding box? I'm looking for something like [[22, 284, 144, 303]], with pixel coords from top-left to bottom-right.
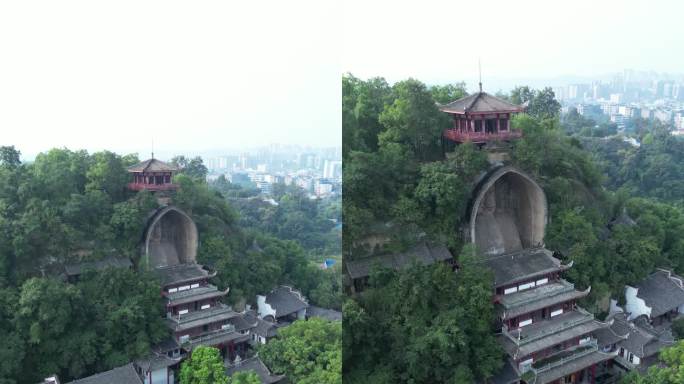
[[127, 182, 178, 191], [443, 129, 522, 143]]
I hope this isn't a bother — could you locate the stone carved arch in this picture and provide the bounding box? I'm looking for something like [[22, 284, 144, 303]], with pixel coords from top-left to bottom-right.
[[468, 166, 547, 255], [143, 206, 198, 269]]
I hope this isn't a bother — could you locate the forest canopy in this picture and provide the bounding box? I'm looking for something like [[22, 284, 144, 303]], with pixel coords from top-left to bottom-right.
[[0, 146, 339, 383]]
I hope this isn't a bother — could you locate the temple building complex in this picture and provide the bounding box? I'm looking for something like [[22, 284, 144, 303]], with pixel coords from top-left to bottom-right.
[[436, 91, 622, 383]]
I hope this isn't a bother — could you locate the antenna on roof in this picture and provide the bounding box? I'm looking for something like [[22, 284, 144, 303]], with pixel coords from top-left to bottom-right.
[[478, 58, 483, 93]]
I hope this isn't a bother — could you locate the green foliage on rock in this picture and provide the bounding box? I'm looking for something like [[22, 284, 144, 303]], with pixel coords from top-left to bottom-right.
[[343, 246, 502, 383]]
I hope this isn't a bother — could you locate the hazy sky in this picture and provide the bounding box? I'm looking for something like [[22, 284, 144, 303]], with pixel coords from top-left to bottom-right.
[[343, 0, 684, 91], [0, 1, 341, 159]]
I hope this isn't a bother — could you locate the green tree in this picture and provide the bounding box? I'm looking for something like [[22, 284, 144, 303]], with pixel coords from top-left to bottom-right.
[[85, 151, 130, 201], [180, 346, 229, 384], [227, 371, 260, 384], [260, 318, 342, 384], [430, 83, 467, 104], [379, 78, 448, 161], [0, 146, 21, 168]]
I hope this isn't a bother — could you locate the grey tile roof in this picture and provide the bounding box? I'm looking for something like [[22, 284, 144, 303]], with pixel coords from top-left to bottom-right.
[[230, 313, 258, 332], [594, 325, 628, 347], [127, 158, 178, 173], [634, 269, 684, 318], [153, 263, 214, 287], [439, 92, 523, 114], [165, 284, 228, 307], [185, 329, 250, 350], [307, 306, 342, 322], [166, 304, 239, 332], [253, 318, 279, 338], [499, 320, 606, 359], [64, 256, 132, 277], [66, 363, 142, 384], [614, 313, 675, 358], [265, 286, 308, 318], [532, 350, 614, 384], [490, 359, 520, 384], [482, 248, 568, 288], [499, 280, 590, 319], [345, 242, 453, 279], [226, 356, 285, 384], [136, 352, 182, 371]]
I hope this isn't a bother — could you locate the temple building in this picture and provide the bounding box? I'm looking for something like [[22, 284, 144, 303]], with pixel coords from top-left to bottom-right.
[[466, 166, 618, 384], [621, 269, 684, 325], [155, 263, 250, 359], [257, 285, 309, 323], [440, 88, 524, 145], [127, 157, 179, 192], [140, 204, 251, 367]]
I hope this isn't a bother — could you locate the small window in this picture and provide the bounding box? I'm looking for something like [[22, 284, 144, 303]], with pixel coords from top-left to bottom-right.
[[519, 318, 533, 327], [179, 309, 189, 315], [179, 285, 190, 292], [168, 288, 178, 293], [179, 335, 190, 343], [504, 286, 518, 295], [201, 304, 211, 310], [191, 283, 200, 289]]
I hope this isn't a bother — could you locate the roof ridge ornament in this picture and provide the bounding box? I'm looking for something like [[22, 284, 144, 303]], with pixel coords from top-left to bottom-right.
[[478, 58, 483, 93]]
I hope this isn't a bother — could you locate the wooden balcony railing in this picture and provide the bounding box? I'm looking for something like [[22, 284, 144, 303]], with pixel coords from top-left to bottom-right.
[[127, 182, 178, 191], [443, 129, 522, 143]]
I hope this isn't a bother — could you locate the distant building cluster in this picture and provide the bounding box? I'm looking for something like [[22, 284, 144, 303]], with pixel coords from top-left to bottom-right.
[[205, 147, 341, 198], [552, 69, 684, 133]]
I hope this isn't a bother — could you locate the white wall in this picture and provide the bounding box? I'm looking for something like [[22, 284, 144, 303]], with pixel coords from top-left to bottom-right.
[[145, 367, 168, 384], [257, 295, 276, 319], [624, 286, 651, 320]]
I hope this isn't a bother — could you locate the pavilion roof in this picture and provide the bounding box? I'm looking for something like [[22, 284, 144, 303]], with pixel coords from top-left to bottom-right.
[[439, 92, 523, 115], [127, 158, 178, 173]]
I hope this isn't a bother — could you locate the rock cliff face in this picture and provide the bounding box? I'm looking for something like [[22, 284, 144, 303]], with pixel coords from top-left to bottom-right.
[[143, 206, 198, 269], [467, 166, 547, 255]]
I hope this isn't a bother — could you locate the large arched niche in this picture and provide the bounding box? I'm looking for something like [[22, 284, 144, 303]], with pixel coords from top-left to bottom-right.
[[143, 206, 198, 269], [468, 166, 547, 256]]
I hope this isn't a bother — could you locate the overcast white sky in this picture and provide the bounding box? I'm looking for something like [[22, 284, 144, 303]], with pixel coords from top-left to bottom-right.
[[343, 0, 684, 90], [3, 1, 682, 159], [0, 1, 341, 159]]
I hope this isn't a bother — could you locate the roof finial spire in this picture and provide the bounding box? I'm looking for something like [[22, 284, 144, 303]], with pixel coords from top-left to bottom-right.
[[478, 58, 482, 93], [151, 138, 154, 159]]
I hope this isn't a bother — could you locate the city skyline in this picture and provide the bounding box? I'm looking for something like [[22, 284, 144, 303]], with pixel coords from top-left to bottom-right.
[[343, 0, 684, 88]]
